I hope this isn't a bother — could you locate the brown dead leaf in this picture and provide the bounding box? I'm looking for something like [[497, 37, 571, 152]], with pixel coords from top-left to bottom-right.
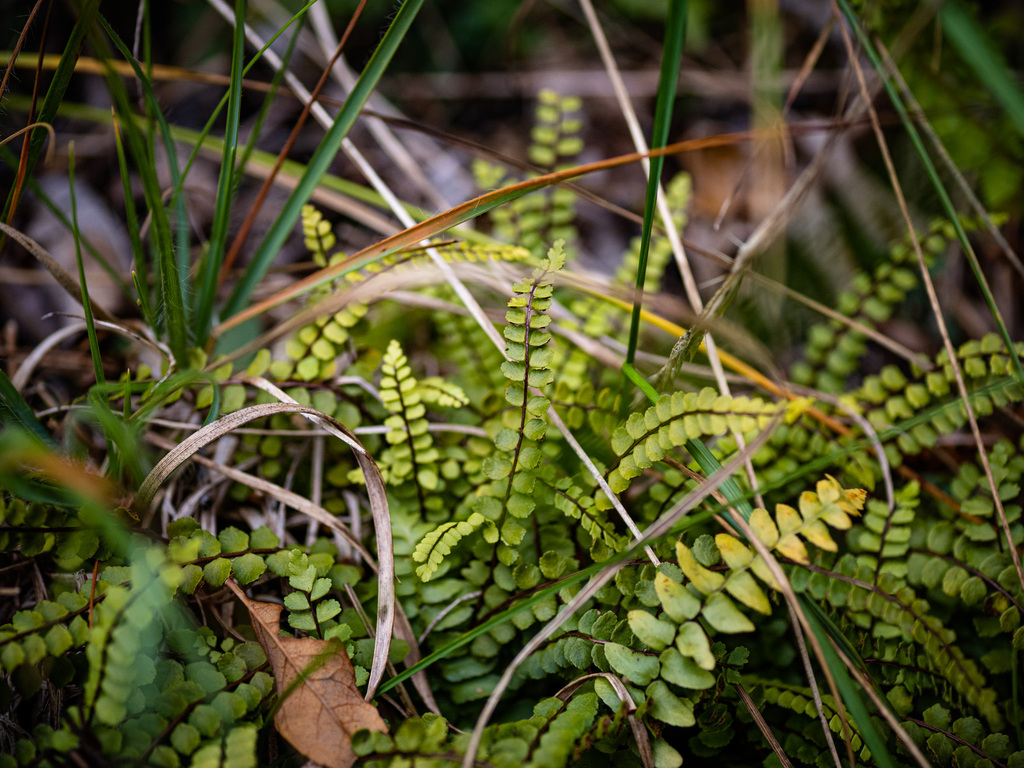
[[227, 581, 387, 768]]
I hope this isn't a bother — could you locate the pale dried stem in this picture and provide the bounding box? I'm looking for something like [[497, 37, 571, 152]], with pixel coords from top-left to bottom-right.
[[736, 683, 796, 768], [145, 431, 375, 563], [553, 673, 653, 768]]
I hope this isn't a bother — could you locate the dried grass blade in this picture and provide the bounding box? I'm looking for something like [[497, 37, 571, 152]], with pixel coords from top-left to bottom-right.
[[144, 432, 374, 563], [237, 378, 395, 700], [0, 222, 116, 323], [212, 128, 786, 337], [136, 397, 394, 701], [736, 683, 795, 768]]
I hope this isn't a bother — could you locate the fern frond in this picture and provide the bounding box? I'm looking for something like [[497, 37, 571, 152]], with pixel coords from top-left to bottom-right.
[[596, 478, 866, 698], [476, 90, 583, 258], [301, 204, 337, 266], [606, 388, 782, 494], [378, 339, 443, 516], [791, 218, 970, 393], [470, 241, 565, 561], [413, 512, 489, 582]]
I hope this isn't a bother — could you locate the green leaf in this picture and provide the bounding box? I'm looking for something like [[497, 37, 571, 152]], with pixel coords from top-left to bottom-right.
[[652, 737, 684, 768], [289, 564, 317, 593], [250, 526, 280, 550], [627, 610, 676, 651], [232, 553, 266, 585], [203, 558, 232, 588], [44, 625, 74, 657], [177, 565, 202, 593], [723, 571, 772, 615], [646, 680, 695, 727], [659, 647, 715, 690], [604, 642, 660, 686], [701, 593, 755, 634], [675, 541, 724, 594], [288, 611, 318, 632], [494, 428, 518, 452], [316, 599, 342, 623], [675, 621, 715, 670], [311, 577, 332, 601], [2, 643, 25, 672], [284, 592, 310, 611], [170, 722, 200, 756], [654, 572, 700, 622], [189, 704, 222, 738], [507, 492, 536, 518]]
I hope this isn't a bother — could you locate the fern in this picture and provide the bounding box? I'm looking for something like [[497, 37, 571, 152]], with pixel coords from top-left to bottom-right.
[[5, 71, 1024, 768], [475, 90, 583, 258], [377, 340, 442, 515], [606, 388, 786, 494], [413, 513, 488, 582], [469, 242, 564, 556]]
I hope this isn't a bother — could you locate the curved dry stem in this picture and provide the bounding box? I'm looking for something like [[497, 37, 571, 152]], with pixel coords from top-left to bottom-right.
[[0, 222, 117, 324], [12, 318, 168, 392], [553, 672, 653, 768], [0, 121, 56, 164], [136, 395, 395, 700], [145, 432, 374, 563], [236, 377, 395, 700]]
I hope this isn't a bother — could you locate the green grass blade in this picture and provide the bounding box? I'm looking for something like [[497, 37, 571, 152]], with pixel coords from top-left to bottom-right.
[[1, 0, 99, 222], [835, 0, 1024, 387], [0, 371, 57, 449], [112, 114, 152, 326], [89, 15, 189, 365], [222, 0, 426, 320], [624, 0, 687, 366], [940, 0, 1024, 137], [234, 20, 302, 180], [194, 0, 248, 340], [171, 1, 315, 213], [803, 599, 897, 768], [67, 143, 105, 387], [0, 145, 129, 296]]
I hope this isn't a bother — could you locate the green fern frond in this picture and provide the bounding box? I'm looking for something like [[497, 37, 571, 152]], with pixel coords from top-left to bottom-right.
[[416, 376, 470, 408], [606, 388, 782, 494], [378, 339, 443, 515], [846, 480, 920, 582], [791, 218, 969, 393], [413, 512, 489, 582], [470, 241, 565, 562], [476, 90, 583, 257], [301, 204, 337, 266]]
